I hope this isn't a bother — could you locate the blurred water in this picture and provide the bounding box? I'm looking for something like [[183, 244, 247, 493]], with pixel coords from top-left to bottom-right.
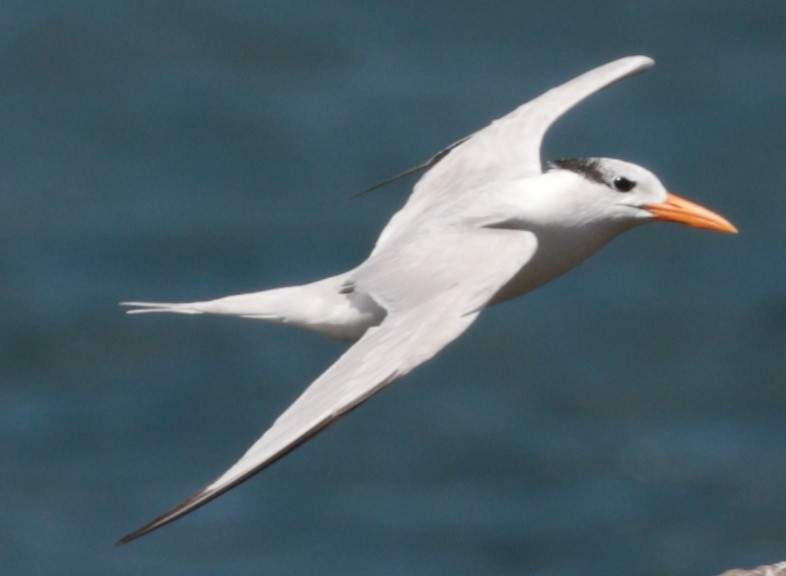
[[1, 2, 785, 575]]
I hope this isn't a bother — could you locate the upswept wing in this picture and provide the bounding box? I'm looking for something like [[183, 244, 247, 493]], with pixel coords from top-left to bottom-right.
[[370, 56, 653, 253], [382, 56, 654, 193], [118, 228, 538, 544], [421, 55, 653, 180]]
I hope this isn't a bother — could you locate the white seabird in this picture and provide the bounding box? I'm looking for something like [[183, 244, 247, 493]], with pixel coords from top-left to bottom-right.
[[118, 55, 736, 544]]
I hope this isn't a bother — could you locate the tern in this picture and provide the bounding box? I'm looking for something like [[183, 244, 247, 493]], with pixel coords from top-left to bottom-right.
[[118, 55, 736, 544]]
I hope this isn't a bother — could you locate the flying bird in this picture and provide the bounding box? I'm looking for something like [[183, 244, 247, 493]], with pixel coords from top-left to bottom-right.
[[118, 56, 736, 544]]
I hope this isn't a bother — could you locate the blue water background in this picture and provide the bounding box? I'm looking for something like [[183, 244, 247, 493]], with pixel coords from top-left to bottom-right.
[[2, 2, 785, 575]]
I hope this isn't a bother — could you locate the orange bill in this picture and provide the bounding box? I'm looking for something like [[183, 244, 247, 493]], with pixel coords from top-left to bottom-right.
[[645, 193, 738, 233]]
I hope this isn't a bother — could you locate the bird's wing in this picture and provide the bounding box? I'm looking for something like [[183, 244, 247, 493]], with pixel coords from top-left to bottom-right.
[[444, 55, 654, 176], [370, 56, 654, 197], [367, 56, 653, 255], [118, 227, 538, 544]]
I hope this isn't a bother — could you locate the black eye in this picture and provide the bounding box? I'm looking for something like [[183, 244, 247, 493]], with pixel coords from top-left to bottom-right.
[[612, 176, 636, 192]]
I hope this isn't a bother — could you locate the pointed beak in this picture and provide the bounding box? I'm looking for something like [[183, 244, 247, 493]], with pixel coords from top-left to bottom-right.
[[644, 193, 738, 234]]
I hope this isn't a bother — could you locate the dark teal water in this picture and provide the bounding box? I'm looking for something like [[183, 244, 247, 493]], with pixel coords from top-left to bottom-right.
[[2, 2, 785, 575]]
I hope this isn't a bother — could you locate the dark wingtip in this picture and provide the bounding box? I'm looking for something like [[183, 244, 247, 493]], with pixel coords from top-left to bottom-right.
[[115, 532, 139, 547], [115, 487, 217, 546], [115, 513, 176, 546], [347, 162, 428, 200], [347, 135, 470, 200]]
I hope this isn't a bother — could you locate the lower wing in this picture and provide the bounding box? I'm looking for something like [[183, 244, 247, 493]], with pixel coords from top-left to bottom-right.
[[118, 228, 537, 544]]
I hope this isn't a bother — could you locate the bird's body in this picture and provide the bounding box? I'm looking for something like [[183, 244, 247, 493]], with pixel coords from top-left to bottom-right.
[[119, 56, 736, 544]]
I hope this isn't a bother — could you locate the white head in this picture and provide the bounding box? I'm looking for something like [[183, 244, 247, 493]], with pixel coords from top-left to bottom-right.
[[544, 157, 737, 235]]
